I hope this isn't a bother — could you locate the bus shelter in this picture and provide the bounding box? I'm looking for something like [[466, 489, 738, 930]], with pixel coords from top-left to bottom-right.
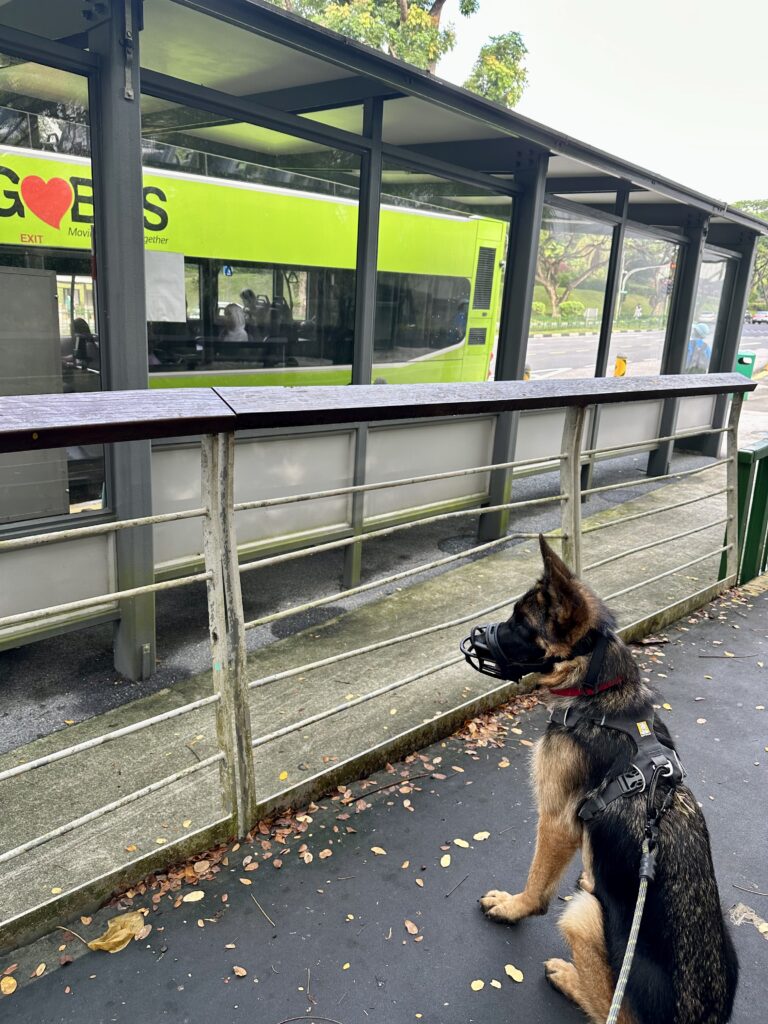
[[0, 0, 765, 679]]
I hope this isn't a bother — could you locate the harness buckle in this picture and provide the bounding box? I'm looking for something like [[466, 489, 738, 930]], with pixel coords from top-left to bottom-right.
[[616, 763, 646, 796]]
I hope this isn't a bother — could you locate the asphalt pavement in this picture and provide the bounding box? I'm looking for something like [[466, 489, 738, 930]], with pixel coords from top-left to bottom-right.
[[4, 579, 767, 1024]]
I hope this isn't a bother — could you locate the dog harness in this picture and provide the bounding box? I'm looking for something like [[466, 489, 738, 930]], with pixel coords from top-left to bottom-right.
[[546, 631, 685, 822], [549, 700, 686, 822]]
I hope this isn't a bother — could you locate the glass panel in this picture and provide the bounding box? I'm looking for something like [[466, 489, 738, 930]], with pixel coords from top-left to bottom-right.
[[374, 161, 512, 384], [140, 97, 360, 386], [606, 231, 679, 378], [0, 56, 105, 522], [528, 204, 613, 380], [683, 256, 729, 373]]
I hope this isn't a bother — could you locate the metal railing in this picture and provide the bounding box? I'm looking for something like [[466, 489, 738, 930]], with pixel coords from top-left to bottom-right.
[[0, 375, 751, 937]]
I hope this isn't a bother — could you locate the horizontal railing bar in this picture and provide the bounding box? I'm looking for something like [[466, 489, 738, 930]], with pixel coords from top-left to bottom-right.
[[0, 507, 208, 553], [0, 571, 212, 630], [248, 588, 527, 691], [244, 532, 536, 631], [603, 546, 729, 602], [234, 453, 565, 513], [252, 655, 465, 750], [582, 459, 728, 499], [240, 494, 563, 575], [0, 694, 221, 785], [581, 425, 727, 459], [0, 753, 225, 867], [582, 487, 728, 534], [583, 517, 731, 573]]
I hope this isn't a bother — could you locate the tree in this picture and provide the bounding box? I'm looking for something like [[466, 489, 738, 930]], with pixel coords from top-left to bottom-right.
[[733, 200, 768, 310], [269, 1, 527, 106], [535, 228, 612, 317]]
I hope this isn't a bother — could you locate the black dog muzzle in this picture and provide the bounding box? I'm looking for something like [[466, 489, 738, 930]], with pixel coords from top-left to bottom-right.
[[459, 622, 556, 681]]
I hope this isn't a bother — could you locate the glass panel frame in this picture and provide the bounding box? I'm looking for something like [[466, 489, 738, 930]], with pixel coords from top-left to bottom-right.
[[0, 54, 107, 526], [528, 202, 614, 381], [140, 94, 362, 387], [374, 158, 512, 385], [606, 228, 681, 379]]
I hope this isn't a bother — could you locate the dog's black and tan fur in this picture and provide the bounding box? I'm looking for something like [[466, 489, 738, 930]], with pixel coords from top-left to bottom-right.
[[480, 537, 738, 1024]]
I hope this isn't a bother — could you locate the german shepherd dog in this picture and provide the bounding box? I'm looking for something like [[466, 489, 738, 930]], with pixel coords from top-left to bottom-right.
[[478, 537, 738, 1024]]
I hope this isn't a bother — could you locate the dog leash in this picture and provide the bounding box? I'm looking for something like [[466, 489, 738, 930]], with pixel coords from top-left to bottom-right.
[[606, 766, 675, 1023]]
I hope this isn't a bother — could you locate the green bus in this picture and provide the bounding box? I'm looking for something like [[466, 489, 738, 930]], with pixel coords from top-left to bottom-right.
[[0, 144, 507, 389]]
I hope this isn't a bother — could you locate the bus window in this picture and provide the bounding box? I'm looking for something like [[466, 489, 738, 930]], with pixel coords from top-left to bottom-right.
[[374, 273, 471, 362]]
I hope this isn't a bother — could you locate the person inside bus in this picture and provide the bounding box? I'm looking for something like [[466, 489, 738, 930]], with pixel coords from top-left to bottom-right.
[[240, 288, 269, 340], [72, 317, 99, 370], [219, 303, 248, 343]]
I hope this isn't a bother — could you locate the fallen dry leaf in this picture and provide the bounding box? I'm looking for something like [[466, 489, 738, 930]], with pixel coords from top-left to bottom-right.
[[182, 891, 205, 904], [0, 977, 17, 996], [440, 855, 451, 868], [473, 831, 491, 841], [34, 964, 46, 977], [136, 924, 152, 941], [470, 979, 484, 991], [505, 964, 524, 982], [401, 860, 410, 869], [453, 839, 470, 849], [342, 962, 350, 970], [318, 849, 332, 860], [87, 912, 145, 953], [232, 966, 247, 978], [2, 965, 18, 976], [80, 917, 92, 926], [491, 979, 502, 989], [404, 920, 419, 935], [239, 877, 253, 886], [182, 819, 192, 828], [193, 861, 210, 875], [415, 879, 424, 888], [371, 847, 387, 856]]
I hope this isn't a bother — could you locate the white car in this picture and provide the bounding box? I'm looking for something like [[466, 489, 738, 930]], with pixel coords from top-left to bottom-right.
[[750, 311, 768, 325]]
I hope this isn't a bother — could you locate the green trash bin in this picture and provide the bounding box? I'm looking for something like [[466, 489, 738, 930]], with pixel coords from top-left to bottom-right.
[[736, 350, 756, 378], [735, 350, 756, 398]]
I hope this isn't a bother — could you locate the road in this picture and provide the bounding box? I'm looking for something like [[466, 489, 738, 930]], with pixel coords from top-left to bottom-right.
[[526, 323, 768, 378]]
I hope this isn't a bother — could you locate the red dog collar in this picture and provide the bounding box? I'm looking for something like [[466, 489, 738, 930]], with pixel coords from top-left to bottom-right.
[[549, 676, 623, 698]]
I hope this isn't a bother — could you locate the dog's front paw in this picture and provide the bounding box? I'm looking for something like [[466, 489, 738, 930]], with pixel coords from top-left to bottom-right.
[[544, 958, 580, 1002], [480, 889, 544, 923]]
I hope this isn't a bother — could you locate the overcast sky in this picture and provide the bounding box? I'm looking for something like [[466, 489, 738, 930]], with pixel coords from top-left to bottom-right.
[[436, 0, 767, 203]]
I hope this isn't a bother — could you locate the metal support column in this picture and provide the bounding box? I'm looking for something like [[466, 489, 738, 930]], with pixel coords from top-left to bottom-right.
[[560, 406, 586, 573], [647, 217, 708, 477], [201, 433, 256, 836], [479, 156, 548, 542], [343, 98, 382, 587], [693, 235, 758, 458], [724, 393, 744, 582], [581, 190, 628, 492], [89, 1, 154, 680]]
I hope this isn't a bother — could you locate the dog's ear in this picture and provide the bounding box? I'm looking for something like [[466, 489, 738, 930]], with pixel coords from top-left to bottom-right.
[[538, 535, 590, 640], [539, 534, 574, 582]]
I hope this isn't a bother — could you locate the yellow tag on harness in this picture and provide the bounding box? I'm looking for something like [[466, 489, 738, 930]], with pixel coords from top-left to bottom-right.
[[636, 721, 652, 737]]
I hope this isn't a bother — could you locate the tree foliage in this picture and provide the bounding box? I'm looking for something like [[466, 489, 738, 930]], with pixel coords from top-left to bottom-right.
[[733, 200, 768, 310], [271, 1, 527, 106], [464, 33, 527, 108]]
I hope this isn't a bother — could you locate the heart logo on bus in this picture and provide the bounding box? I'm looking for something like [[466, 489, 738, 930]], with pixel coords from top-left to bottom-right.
[[20, 175, 74, 229]]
